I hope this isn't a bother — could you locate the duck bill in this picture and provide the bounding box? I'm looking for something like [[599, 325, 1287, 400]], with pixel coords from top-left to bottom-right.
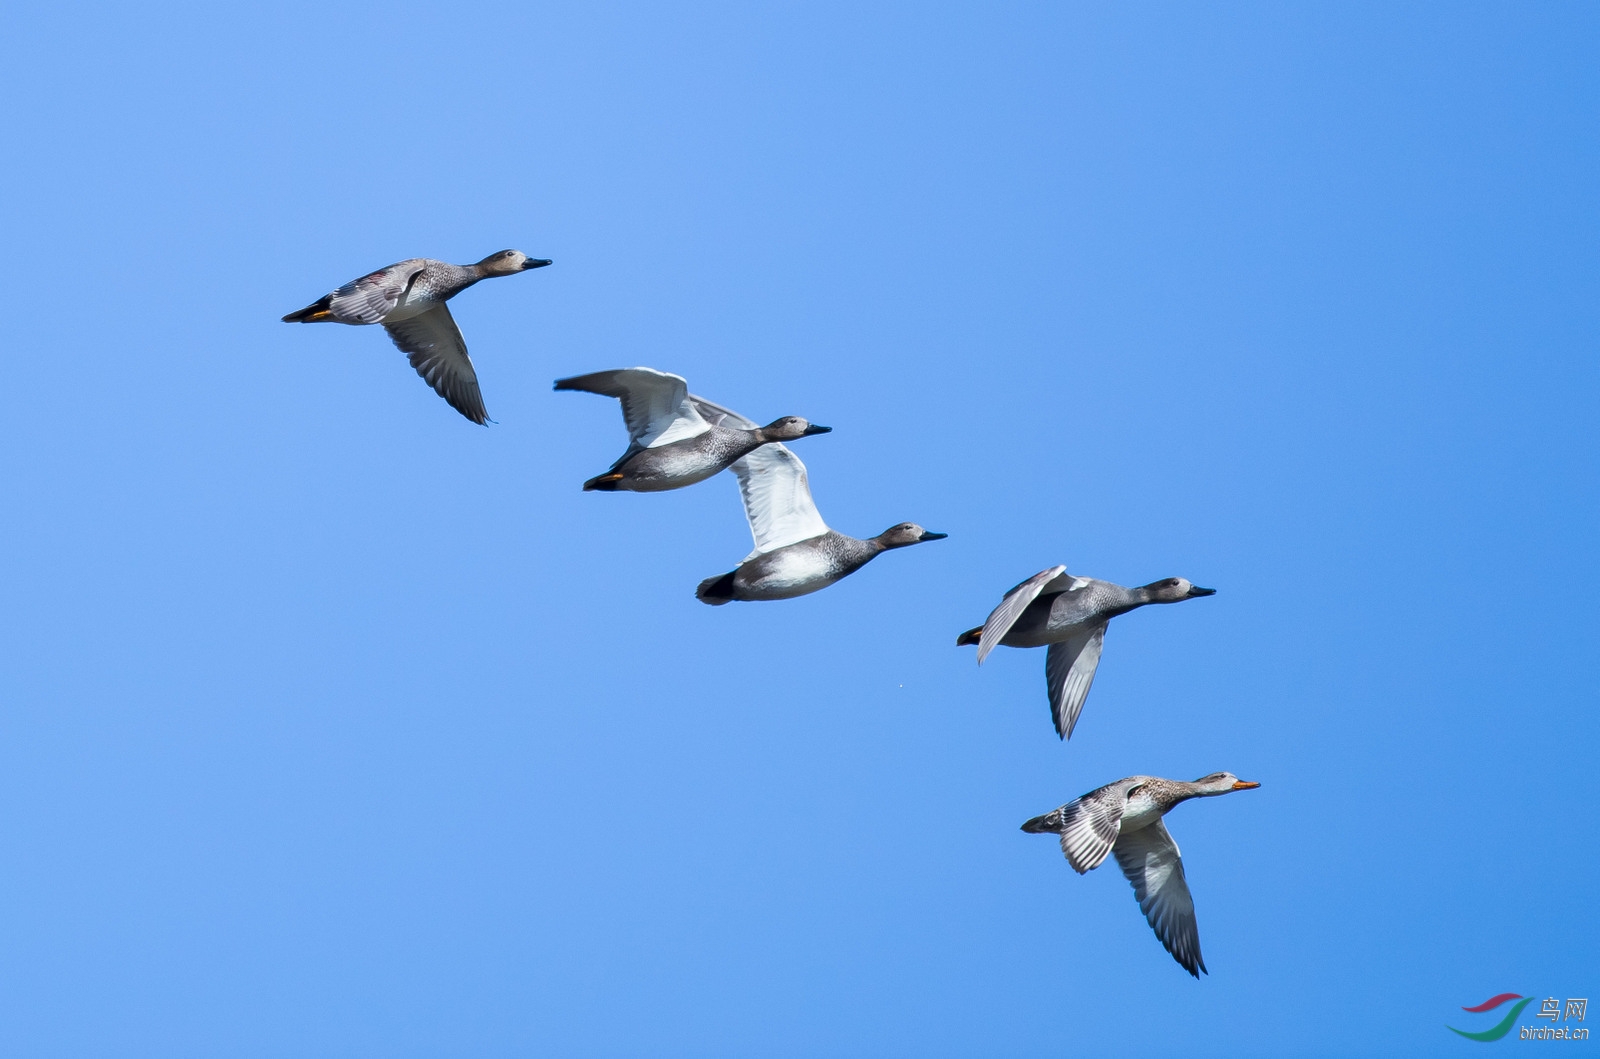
[[918, 531, 948, 541], [1186, 585, 1217, 597], [801, 424, 833, 436], [1231, 780, 1260, 790], [523, 258, 553, 269]]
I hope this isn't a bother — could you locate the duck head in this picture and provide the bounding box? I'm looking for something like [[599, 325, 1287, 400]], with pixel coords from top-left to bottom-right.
[[477, 249, 553, 275], [1193, 771, 1260, 796], [1139, 576, 1216, 603], [875, 522, 947, 549], [759, 416, 832, 441]]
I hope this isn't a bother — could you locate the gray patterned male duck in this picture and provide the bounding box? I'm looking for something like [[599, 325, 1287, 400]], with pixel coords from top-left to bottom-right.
[[957, 567, 1214, 740], [554, 367, 830, 492], [282, 250, 552, 424], [694, 404, 944, 603], [1022, 772, 1260, 977]]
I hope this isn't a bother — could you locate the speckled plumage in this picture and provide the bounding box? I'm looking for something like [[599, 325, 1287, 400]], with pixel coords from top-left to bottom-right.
[[1022, 772, 1260, 978]]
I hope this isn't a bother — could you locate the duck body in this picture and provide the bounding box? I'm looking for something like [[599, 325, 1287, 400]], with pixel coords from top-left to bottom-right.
[[1021, 772, 1260, 978], [957, 567, 1215, 739], [983, 577, 1144, 649], [284, 249, 551, 425], [555, 368, 830, 492], [310, 258, 479, 324], [591, 425, 769, 492], [697, 531, 887, 603]]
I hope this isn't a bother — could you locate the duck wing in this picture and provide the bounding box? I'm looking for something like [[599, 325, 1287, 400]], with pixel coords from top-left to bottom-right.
[[383, 303, 488, 425], [1044, 625, 1106, 740], [329, 261, 427, 324], [1048, 781, 1128, 873], [554, 367, 709, 448], [729, 443, 827, 560], [975, 565, 1087, 664], [688, 395, 756, 430], [1113, 820, 1206, 977]]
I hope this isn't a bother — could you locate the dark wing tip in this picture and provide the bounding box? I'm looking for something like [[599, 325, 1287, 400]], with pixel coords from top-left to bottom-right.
[[448, 397, 490, 425]]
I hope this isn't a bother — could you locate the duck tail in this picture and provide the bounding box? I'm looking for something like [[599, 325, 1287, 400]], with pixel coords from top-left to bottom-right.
[[955, 626, 982, 647], [695, 571, 738, 605], [282, 294, 334, 323], [582, 472, 626, 492], [1020, 810, 1063, 834]]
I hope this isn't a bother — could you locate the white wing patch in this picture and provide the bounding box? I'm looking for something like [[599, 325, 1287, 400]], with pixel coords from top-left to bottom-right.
[[729, 444, 828, 559]]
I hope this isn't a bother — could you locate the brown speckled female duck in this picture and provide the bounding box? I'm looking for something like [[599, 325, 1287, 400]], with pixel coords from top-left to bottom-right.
[[1022, 772, 1260, 977]]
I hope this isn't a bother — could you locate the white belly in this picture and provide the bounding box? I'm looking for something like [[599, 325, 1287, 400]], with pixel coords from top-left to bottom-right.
[[744, 548, 835, 598]]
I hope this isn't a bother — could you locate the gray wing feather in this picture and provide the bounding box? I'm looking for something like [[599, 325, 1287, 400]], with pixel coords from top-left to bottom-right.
[[329, 262, 426, 324], [689, 395, 757, 430], [1044, 625, 1106, 740], [1113, 820, 1206, 977], [554, 367, 706, 446], [383, 304, 488, 425], [1052, 783, 1127, 873], [975, 565, 1068, 665]]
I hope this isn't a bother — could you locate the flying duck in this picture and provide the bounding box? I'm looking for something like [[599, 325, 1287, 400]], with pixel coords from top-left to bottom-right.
[[1022, 772, 1260, 977], [694, 404, 944, 603], [283, 250, 551, 424], [554, 367, 830, 491], [957, 568, 1214, 739]]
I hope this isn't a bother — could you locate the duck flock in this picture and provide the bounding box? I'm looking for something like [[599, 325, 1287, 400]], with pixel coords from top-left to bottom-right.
[[284, 248, 1260, 979]]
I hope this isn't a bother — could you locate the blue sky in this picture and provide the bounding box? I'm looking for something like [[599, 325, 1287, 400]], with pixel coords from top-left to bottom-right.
[[0, 3, 1595, 1056]]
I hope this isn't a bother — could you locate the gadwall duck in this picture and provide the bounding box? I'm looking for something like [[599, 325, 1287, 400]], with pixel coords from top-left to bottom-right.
[[1022, 772, 1260, 977], [694, 409, 944, 603], [957, 568, 1214, 739], [553, 367, 830, 492], [282, 250, 551, 424]]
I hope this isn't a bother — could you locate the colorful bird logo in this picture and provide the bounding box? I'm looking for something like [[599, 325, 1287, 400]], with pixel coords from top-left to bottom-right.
[[1448, 994, 1534, 1042]]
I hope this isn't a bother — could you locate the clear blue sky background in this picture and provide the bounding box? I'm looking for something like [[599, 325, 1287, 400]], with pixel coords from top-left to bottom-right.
[[0, 3, 1594, 1056]]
